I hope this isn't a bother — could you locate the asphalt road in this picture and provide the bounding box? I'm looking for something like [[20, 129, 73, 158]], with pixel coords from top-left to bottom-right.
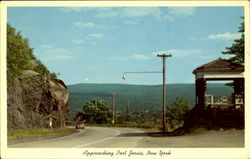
[[8, 127, 244, 148], [8, 127, 146, 148]]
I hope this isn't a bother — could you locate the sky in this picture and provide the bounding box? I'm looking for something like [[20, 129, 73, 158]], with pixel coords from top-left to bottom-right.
[[7, 6, 244, 85]]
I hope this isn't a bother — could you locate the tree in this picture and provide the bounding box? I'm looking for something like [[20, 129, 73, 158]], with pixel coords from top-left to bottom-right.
[[7, 23, 34, 82], [80, 98, 112, 124], [168, 98, 191, 129], [222, 17, 244, 89], [32, 59, 50, 76], [222, 17, 244, 65], [7, 23, 58, 84], [169, 98, 191, 120]]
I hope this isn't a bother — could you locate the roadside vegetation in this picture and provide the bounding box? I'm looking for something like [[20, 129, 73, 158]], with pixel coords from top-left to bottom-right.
[[7, 23, 59, 86], [74, 97, 191, 131], [8, 128, 77, 139], [75, 98, 112, 124], [167, 98, 191, 131], [7, 24, 71, 138]]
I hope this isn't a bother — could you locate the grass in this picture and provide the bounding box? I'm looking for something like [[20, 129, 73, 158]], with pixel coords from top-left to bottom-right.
[[167, 120, 184, 132], [8, 128, 77, 139]]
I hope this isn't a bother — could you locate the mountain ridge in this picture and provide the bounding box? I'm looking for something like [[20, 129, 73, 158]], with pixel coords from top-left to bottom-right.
[[67, 83, 234, 112]]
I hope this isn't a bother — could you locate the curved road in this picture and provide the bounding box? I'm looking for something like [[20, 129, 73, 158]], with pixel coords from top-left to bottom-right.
[[8, 127, 244, 148], [9, 127, 146, 148]]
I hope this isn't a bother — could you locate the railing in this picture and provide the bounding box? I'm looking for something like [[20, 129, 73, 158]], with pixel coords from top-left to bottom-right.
[[205, 94, 244, 106], [205, 95, 230, 105], [205, 95, 213, 105], [235, 94, 244, 105], [205, 94, 244, 112]]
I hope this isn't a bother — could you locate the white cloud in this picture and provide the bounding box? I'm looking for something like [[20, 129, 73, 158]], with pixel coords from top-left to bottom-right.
[[168, 7, 196, 17], [153, 49, 202, 57], [171, 49, 202, 57], [163, 14, 174, 21], [45, 48, 69, 54], [110, 54, 150, 61], [199, 55, 213, 59], [41, 54, 75, 61], [60, 7, 115, 13], [36, 46, 75, 61], [90, 42, 97, 45], [189, 37, 196, 40], [123, 20, 139, 25], [110, 53, 161, 62], [59, 7, 118, 18], [72, 39, 84, 44], [59, 7, 196, 23], [74, 22, 96, 28], [122, 7, 162, 19], [207, 32, 241, 40], [90, 66, 97, 70], [89, 7, 163, 20], [54, 55, 74, 60], [38, 44, 54, 49], [96, 10, 118, 18], [88, 33, 104, 39], [58, 7, 85, 13], [109, 57, 128, 61], [131, 54, 150, 60]]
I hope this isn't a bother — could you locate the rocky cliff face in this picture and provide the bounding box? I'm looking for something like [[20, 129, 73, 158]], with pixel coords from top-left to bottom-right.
[[7, 70, 69, 129]]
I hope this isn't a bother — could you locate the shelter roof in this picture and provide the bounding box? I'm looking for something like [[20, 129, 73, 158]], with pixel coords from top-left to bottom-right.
[[193, 58, 244, 74]]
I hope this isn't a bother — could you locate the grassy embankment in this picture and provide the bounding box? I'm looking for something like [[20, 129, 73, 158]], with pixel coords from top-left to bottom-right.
[[8, 128, 77, 139], [84, 123, 173, 131]]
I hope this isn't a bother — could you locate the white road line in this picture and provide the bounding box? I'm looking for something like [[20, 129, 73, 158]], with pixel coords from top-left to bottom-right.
[[72, 129, 121, 148]]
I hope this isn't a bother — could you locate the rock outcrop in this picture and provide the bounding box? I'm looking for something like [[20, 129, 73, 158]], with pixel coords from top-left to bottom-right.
[[7, 70, 69, 129]]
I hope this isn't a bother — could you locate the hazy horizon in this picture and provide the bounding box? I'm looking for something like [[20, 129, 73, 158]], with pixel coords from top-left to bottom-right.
[[67, 81, 231, 86]]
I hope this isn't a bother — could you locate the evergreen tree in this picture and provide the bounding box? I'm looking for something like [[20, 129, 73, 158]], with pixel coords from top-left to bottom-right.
[[222, 17, 244, 65]]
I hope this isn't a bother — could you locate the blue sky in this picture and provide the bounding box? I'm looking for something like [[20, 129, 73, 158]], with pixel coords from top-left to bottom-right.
[[7, 7, 244, 85]]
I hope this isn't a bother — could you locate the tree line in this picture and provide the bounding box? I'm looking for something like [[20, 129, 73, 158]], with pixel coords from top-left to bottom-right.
[[74, 97, 191, 129]]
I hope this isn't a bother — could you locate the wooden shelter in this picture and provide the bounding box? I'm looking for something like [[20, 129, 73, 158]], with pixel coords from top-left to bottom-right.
[[193, 58, 244, 110]]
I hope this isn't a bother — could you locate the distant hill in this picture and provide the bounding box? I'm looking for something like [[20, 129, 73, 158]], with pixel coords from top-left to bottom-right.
[[67, 83, 234, 112]]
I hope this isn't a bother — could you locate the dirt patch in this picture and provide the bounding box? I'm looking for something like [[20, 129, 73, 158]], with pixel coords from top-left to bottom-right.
[[138, 128, 244, 148]]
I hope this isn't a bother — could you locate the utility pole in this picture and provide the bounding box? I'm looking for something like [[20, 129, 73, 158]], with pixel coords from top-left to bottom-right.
[[126, 101, 130, 122], [157, 53, 172, 133], [112, 93, 116, 126]]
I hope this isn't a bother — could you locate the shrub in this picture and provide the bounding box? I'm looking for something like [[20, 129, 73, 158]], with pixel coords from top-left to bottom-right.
[[168, 98, 191, 129]]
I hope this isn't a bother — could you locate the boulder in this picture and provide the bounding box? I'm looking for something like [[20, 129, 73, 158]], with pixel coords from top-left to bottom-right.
[[7, 70, 69, 129]]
